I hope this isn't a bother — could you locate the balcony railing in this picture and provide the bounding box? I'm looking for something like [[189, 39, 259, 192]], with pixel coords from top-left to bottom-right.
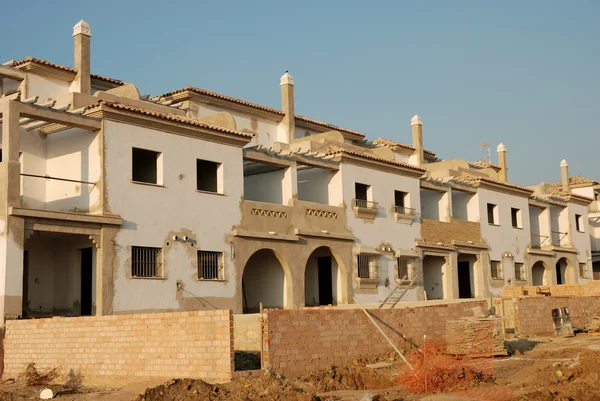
[[394, 205, 416, 216], [352, 198, 378, 209], [530, 233, 549, 248]]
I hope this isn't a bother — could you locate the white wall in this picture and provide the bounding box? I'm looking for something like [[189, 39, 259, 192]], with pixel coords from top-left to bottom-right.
[[570, 203, 592, 279], [104, 121, 244, 313], [26, 74, 70, 101], [423, 255, 445, 300], [550, 205, 569, 246], [572, 187, 595, 199], [297, 168, 333, 205], [421, 188, 448, 221], [478, 188, 531, 296], [244, 169, 284, 204], [340, 163, 421, 303], [452, 190, 478, 222], [529, 205, 550, 247]]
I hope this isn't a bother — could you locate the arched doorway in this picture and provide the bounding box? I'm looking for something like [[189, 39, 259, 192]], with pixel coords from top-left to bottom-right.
[[556, 258, 568, 285], [532, 261, 547, 286], [242, 249, 288, 313], [304, 247, 343, 306]]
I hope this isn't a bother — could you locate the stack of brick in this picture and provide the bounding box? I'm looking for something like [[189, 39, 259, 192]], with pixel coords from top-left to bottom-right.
[[446, 317, 506, 357]]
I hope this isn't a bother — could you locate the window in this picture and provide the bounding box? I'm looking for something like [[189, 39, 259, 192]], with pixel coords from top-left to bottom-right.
[[196, 159, 221, 193], [511, 208, 522, 228], [357, 254, 380, 279], [491, 260, 502, 279], [132, 148, 162, 184], [131, 246, 163, 278], [487, 204, 498, 225], [397, 258, 413, 281], [580, 263, 589, 279], [515, 262, 525, 281], [575, 214, 584, 232], [355, 183, 370, 205], [394, 190, 413, 215], [198, 251, 224, 280]]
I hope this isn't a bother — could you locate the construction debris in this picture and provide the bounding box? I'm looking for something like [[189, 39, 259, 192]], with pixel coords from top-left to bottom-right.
[[586, 311, 600, 332], [39, 388, 53, 399], [552, 307, 574, 337], [446, 317, 506, 357]]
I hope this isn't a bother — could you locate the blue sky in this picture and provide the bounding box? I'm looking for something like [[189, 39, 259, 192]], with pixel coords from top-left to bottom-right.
[[1, 1, 598, 185]]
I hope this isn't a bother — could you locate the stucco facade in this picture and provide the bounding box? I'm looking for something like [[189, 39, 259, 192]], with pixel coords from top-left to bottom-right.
[[0, 21, 596, 323]]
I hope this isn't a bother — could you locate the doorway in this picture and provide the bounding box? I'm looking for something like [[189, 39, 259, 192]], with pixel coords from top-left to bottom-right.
[[458, 261, 472, 298], [80, 248, 93, 316], [317, 257, 333, 305]]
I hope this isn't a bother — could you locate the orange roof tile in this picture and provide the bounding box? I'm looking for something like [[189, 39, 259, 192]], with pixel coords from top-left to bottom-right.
[[373, 137, 436, 156], [295, 115, 366, 138], [11, 57, 123, 85], [322, 145, 425, 172], [455, 173, 533, 193], [84, 101, 254, 139]]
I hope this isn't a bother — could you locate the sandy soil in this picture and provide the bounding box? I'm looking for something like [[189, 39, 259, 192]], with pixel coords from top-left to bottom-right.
[[3, 334, 600, 400]]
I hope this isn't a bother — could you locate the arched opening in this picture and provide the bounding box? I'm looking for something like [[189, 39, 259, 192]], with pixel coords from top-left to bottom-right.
[[556, 257, 568, 285], [242, 249, 288, 313], [304, 247, 342, 306], [532, 261, 547, 286]]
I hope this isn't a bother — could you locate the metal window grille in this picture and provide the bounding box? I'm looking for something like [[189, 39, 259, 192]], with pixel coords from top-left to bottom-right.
[[357, 254, 379, 279], [394, 206, 416, 216], [131, 246, 162, 278], [580, 263, 589, 279], [491, 260, 502, 279], [397, 258, 412, 280], [199, 251, 224, 280], [515, 262, 525, 281]]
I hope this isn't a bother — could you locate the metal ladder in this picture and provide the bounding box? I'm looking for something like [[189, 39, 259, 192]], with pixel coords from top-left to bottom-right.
[[378, 275, 419, 309]]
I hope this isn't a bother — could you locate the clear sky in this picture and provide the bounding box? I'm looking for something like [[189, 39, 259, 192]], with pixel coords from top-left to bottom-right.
[[1, 1, 598, 186]]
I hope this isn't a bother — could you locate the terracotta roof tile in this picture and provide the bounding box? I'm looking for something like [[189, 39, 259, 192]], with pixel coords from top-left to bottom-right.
[[322, 145, 425, 172], [84, 101, 254, 139], [467, 160, 501, 170], [11, 57, 123, 85], [550, 175, 599, 189], [373, 137, 436, 156], [454, 173, 533, 193], [156, 86, 284, 115], [294, 115, 366, 138]]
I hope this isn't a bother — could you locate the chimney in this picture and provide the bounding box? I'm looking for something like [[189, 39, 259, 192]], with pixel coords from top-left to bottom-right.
[[72, 20, 91, 94], [279, 72, 295, 144], [561, 159, 570, 193], [411, 115, 423, 167], [497, 143, 507, 182]]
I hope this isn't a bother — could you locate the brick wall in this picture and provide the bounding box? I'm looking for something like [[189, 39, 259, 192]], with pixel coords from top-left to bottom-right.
[[263, 300, 487, 377], [3, 310, 233, 383], [503, 280, 600, 299], [515, 296, 600, 336]]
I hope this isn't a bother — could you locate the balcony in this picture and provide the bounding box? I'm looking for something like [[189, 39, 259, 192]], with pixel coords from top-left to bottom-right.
[[352, 198, 378, 220], [393, 205, 417, 224], [530, 233, 550, 249]]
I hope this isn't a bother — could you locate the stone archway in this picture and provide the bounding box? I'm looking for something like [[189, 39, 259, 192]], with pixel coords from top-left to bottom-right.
[[304, 246, 346, 307], [532, 261, 548, 286], [241, 249, 291, 313]]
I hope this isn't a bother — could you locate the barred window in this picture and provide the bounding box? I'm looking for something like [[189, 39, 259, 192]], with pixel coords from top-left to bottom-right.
[[397, 258, 413, 281], [198, 251, 224, 280], [357, 254, 380, 279], [491, 260, 502, 279], [580, 263, 589, 279], [515, 262, 525, 281], [132, 246, 163, 278]]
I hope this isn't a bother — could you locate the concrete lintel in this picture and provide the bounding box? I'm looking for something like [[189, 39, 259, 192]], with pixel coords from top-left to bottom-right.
[[526, 247, 555, 257], [0, 65, 25, 81], [243, 149, 294, 167], [293, 228, 354, 241], [26, 222, 100, 236], [550, 246, 579, 255], [10, 207, 122, 226], [232, 229, 299, 242]]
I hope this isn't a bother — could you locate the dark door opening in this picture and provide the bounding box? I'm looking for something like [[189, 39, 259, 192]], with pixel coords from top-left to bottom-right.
[[458, 261, 472, 298], [22, 250, 29, 317], [556, 262, 563, 285], [81, 248, 93, 316], [317, 257, 333, 305]]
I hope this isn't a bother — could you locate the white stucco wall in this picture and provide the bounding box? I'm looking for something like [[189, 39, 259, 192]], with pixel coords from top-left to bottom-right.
[[451, 190, 478, 222], [421, 188, 449, 221], [529, 205, 551, 247], [297, 168, 334, 205], [478, 188, 531, 296], [244, 169, 285, 204], [26, 74, 70, 101], [569, 203, 592, 278], [103, 120, 244, 313], [340, 163, 421, 303]]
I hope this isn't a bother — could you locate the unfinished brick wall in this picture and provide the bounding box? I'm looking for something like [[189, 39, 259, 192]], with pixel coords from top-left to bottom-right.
[[503, 280, 600, 299], [515, 296, 600, 336], [3, 310, 233, 383], [263, 301, 487, 377]]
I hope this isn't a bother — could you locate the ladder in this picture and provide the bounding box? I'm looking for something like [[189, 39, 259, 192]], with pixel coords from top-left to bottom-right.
[[378, 275, 419, 309]]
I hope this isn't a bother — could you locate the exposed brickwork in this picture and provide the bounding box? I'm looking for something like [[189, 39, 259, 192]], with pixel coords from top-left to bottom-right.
[[263, 301, 487, 377], [503, 281, 600, 299], [3, 310, 233, 383], [420, 219, 484, 246], [515, 296, 600, 336]]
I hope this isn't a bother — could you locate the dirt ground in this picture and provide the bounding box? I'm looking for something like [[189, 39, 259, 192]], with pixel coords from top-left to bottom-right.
[[3, 334, 600, 400]]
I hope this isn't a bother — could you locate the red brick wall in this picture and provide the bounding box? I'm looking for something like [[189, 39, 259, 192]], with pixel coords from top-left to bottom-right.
[[503, 281, 600, 299], [263, 301, 487, 377], [515, 296, 600, 336], [3, 310, 233, 383]]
